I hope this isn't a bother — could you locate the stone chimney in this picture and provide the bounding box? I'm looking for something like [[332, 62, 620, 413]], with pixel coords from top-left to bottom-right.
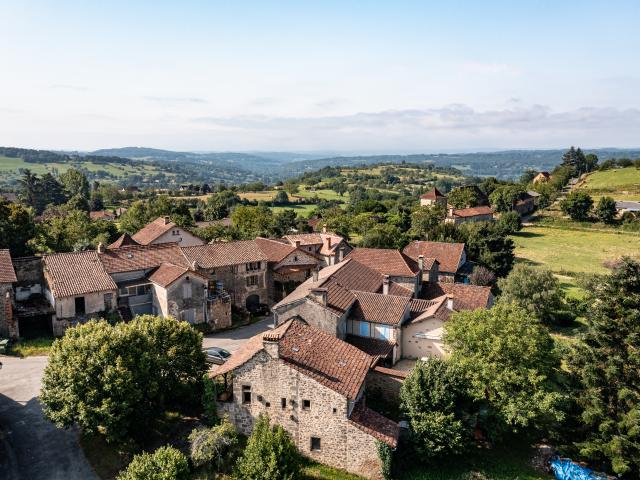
[[322, 223, 327, 234], [97, 242, 104, 254], [446, 294, 454, 311], [294, 240, 301, 249], [263, 336, 280, 359], [311, 287, 328, 306], [418, 254, 424, 271], [338, 247, 344, 262], [383, 275, 390, 295], [326, 236, 332, 249], [163, 215, 171, 225]]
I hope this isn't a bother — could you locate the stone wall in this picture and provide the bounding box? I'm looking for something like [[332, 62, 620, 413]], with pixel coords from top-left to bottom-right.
[[274, 299, 345, 338], [207, 296, 232, 330], [366, 367, 407, 404], [0, 284, 17, 339], [164, 275, 207, 324], [198, 264, 269, 310], [218, 349, 383, 479]]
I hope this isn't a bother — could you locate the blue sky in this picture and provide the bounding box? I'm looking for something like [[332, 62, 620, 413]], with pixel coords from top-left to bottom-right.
[[1, 1, 639, 152]]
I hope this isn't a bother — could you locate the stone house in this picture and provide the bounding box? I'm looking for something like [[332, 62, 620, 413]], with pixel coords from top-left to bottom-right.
[[0, 249, 18, 339], [532, 171, 551, 184], [132, 216, 204, 247], [212, 318, 399, 480], [445, 205, 494, 225], [419, 187, 447, 207], [513, 191, 540, 215], [403, 241, 467, 283], [282, 230, 351, 267]]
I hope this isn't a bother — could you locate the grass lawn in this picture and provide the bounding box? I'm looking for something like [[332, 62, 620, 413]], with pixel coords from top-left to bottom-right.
[[271, 204, 317, 216], [577, 166, 640, 200], [8, 337, 55, 356]]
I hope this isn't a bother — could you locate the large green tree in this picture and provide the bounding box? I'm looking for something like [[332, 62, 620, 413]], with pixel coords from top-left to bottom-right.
[[595, 196, 617, 224], [60, 168, 90, 199], [0, 199, 36, 256], [40, 316, 206, 443], [444, 303, 563, 437], [410, 204, 446, 238], [447, 187, 478, 209], [560, 191, 593, 221], [569, 258, 640, 476]]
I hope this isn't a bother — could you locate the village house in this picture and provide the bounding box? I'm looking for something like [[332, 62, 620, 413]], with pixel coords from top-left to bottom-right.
[[403, 241, 467, 283], [89, 210, 117, 221], [513, 191, 540, 216], [0, 249, 18, 339], [212, 318, 399, 480], [282, 229, 351, 266], [615, 201, 640, 217], [132, 216, 205, 247], [419, 187, 447, 207], [532, 171, 551, 184], [445, 205, 494, 225]]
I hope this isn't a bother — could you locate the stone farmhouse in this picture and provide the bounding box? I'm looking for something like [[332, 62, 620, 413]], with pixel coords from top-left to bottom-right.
[[282, 229, 351, 267], [403, 241, 468, 283], [419, 187, 447, 207], [212, 318, 399, 480], [445, 205, 495, 225], [131, 216, 205, 247]]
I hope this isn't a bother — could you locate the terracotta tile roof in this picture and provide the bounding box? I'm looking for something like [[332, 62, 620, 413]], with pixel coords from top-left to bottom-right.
[[43, 251, 117, 297], [108, 233, 140, 249], [403, 241, 465, 274], [89, 210, 116, 220], [409, 298, 439, 317], [99, 243, 189, 274], [423, 283, 492, 311], [350, 291, 410, 326], [147, 263, 189, 288], [284, 233, 324, 246], [255, 237, 296, 263], [420, 187, 446, 200], [214, 319, 372, 400], [132, 216, 176, 245], [0, 249, 17, 283], [409, 296, 451, 323], [388, 282, 414, 297], [349, 400, 400, 448], [181, 241, 268, 268], [284, 232, 345, 255], [345, 335, 394, 365], [372, 365, 409, 379], [450, 206, 494, 218], [346, 248, 419, 277]]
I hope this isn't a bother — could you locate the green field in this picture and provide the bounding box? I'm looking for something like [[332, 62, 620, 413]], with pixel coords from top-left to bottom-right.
[[271, 204, 317, 216], [238, 190, 279, 201], [295, 186, 348, 201], [577, 166, 640, 200], [512, 225, 640, 292]]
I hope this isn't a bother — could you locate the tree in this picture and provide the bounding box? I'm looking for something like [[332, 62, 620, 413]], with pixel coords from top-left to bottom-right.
[[410, 204, 446, 238], [283, 180, 299, 195], [66, 194, 90, 212], [495, 211, 522, 235], [497, 264, 567, 324], [446, 187, 478, 209], [117, 446, 190, 480], [400, 358, 471, 458], [274, 190, 289, 205], [560, 192, 593, 221], [444, 303, 563, 437], [462, 222, 515, 277], [595, 196, 617, 224], [562, 146, 588, 176], [270, 209, 297, 237], [188, 419, 238, 471], [60, 168, 90, 199], [235, 414, 301, 480], [32, 209, 117, 253], [0, 199, 36, 256], [489, 185, 525, 213], [231, 205, 274, 239], [40, 317, 206, 443], [569, 258, 640, 476], [202, 375, 218, 425], [519, 169, 538, 184], [469, 265, 496, 287], [361, 224, 404, 249]]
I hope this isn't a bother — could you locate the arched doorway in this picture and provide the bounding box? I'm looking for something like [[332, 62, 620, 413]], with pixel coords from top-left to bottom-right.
[[245, 294, 260, 312]]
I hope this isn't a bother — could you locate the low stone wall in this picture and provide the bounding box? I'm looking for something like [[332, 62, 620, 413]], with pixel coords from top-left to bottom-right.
[[366, 367, 408, 404]]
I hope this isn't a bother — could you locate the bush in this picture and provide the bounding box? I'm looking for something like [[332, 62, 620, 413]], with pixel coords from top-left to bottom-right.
[[594, 196, 617, 224], [496, 211, 522, 235], [189, 419, 238, 471], [560, 192, 593, 221], [235, 414, 300, 480], [469, 266, 496, 287], [202, 375, 218, 425], [117, 446, 190, 480]]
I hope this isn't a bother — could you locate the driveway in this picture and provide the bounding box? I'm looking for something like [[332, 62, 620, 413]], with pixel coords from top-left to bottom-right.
[[202, 315, 274, 351], [0, 355, 99, 480]]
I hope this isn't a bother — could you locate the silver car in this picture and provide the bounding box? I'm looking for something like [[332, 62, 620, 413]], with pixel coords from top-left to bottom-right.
[[204, 347, 231, 365]]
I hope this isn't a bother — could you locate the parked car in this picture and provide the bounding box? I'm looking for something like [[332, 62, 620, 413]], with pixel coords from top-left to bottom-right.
[[203, 346, 231, 365]]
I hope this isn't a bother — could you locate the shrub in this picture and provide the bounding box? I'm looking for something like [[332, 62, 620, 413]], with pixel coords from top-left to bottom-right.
[[377, 440, 394, 480], [117, 446, 190, 480], [202, 375, 218, 425], [594, 196, 617, 224], [189, 419, 238, 470], [235, 414, 300, 480], [469, 266, 496, 287], [496, 210, 522, 235], [560, 192, 593, 221]]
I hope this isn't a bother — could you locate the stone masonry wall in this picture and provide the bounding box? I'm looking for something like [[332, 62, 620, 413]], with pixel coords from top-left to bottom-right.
[[274, 299, 345, 338]]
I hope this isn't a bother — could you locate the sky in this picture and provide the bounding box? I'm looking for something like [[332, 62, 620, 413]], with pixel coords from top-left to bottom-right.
[[1, 0, 639, 153]]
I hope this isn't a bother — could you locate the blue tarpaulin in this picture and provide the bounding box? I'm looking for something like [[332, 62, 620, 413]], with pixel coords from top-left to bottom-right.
[[550, 458, 611, 480]]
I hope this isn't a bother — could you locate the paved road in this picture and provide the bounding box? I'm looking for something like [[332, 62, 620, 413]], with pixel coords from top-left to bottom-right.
[[202, 315, 274, 351], [0, 319, 272, 480], [0, 355, 99, 480]]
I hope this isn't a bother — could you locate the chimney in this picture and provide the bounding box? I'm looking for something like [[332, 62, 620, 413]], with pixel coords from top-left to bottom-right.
[[326, 236, 332, 249], [446, 294, 454, 311], [97, 242, 104, 254], [294, 240, 301, 249], [191, 260, 198, 270], [418, 254, 424, 271], [322, 223, 327, 234], [263, 337, 280, 359], [447, 207, 455, 217], [311, 287, 328, 306], [338, 248, 344, 262], [383, 275, 390, 295], [163, 215, 171, 225], [312, 267, 319, 282]]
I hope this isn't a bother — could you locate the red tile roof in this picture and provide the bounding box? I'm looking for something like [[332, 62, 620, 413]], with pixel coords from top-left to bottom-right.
[[284, 233, 345, 255], [108, 233, 140, 249], [132, 216, 176, 245], [450, 206, 494, 218], [349, 400, 400, 448], [99, 243, 189, 273], [403, 241, 465, 274], [214, 319, 372, 400], [423, 283, 492, 311], [345, 335, 395, 365], [89, 210, 116, 221], [388, 282, 414, 297], [181, 241, 268, 268], [43, 251, 117, 297], [420, 187, 446, 200], [351, 291, 410, 326], [0, 249, 17, 283], [347, 248, 419, 277], [148, 263, 190, 288], [255, 237, 296, 263]]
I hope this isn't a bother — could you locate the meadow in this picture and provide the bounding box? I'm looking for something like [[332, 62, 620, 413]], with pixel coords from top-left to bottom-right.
[[576, 166, 640, 201]]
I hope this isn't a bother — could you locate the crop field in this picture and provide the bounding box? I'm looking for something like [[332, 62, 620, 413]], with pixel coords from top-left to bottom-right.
[[295, 186, 348, 201], [577, 166, 640, 201], [237, 190, 279, 201]]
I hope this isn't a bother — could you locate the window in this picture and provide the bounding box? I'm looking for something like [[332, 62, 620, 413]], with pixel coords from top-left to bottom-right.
[[332, 407, 337, 414], [265, 402, 270, 408], [246, 262, 261, 271], [172, 229, 180, 236], [302, 399, 311, 410], [310, 437, 321, 451], [374, 324, 391, 341], [242, 385, 251, 404], [281, 398, 287, 409], [74, 296, 86, 315], [246, 275, 259, 287], [183, 282, 192, 299], [359, 321, 369, 337]]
